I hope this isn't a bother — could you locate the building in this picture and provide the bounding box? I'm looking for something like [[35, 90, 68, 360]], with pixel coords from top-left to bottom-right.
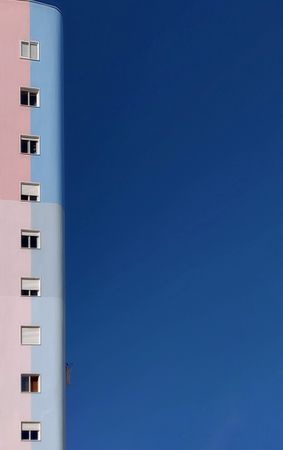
[[0, 0, 64, 448]]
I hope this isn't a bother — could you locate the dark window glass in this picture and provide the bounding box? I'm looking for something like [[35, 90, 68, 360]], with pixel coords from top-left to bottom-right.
[[21, 375, 29, 392], [20, 90, 28, 105], [21, 430, 29, 440], [30, 195, 37, 202], [21, 140, 28, 153], [31, 376, 39, 392], [29, 92, 37, 106], [21, 195, 28, 201], [30, 141, 37, 154], [30, 236, 38, 248], [21, 235, 29, 248], [21, 290, 29, 296], [30, 290, 38, 296], [30, 430, 39, 440]]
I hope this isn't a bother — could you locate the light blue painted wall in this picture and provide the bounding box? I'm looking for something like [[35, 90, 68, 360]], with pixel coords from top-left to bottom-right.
[[30, 3, 64, 450], [31, 297, 64, 449], [31, 204, 64, 450], [30, 2, 63, 205], [31, 203, 63, 298]]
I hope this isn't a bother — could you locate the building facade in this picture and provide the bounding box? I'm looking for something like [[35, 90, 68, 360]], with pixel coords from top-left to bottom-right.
[[0, 0, 64, 449]]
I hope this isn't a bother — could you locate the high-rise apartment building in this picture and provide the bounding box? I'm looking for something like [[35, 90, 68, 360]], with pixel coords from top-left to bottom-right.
[[0, 0, 64, 448]]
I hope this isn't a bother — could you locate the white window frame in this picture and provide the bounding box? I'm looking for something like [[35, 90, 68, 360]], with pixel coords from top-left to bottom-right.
[[20, 40, 40, 61], [20, 182, 40, 202], [21, 230, 41, 249], [21, 422, 41, 441], [21, 278, 41, 297], [21, 374, 41, 393], [20, 135, 40, 155], [20, 87, 40, 107], [21, 326, 41, 346]]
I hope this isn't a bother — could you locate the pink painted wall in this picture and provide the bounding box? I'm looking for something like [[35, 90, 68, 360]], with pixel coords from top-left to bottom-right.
[[0, 1, 32, 448], [0, 0, 30, 200], [0, 202, 32, 450]]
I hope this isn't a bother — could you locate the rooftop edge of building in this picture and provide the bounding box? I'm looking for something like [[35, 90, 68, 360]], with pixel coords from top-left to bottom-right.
[[7, 0, 62, 16]]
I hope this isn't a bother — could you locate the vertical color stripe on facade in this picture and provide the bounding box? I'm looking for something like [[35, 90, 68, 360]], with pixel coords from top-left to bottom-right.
[[30, 2, 63, 206], [0, 2, 32, 449], [31, 204, 64, 450], [30, 3, 64, 450], [0, 0, 30, 200]]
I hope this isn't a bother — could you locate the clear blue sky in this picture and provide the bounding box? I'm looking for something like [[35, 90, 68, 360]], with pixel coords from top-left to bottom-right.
[[54, 0, 282, 448]]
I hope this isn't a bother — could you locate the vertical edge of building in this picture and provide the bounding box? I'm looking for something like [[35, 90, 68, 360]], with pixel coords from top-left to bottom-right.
[[0, 1, 64, 449], [30, 3, 64, 450]]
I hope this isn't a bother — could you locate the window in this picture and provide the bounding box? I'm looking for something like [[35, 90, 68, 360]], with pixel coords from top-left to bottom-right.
[[21, 230, 40, 249], [20, 88, 39, 107], [21, 183, 40, 202], [21, 278, 40, 296], [21, 422, 41, 441], [21, 327, 41, 345], [20, 135, 40, 155], [21, 374, 40, 393], [20, 41, 39, 60]]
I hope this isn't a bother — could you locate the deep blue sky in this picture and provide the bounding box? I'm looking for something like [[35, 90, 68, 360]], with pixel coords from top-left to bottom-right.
[[54, 0, 282, 448]]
